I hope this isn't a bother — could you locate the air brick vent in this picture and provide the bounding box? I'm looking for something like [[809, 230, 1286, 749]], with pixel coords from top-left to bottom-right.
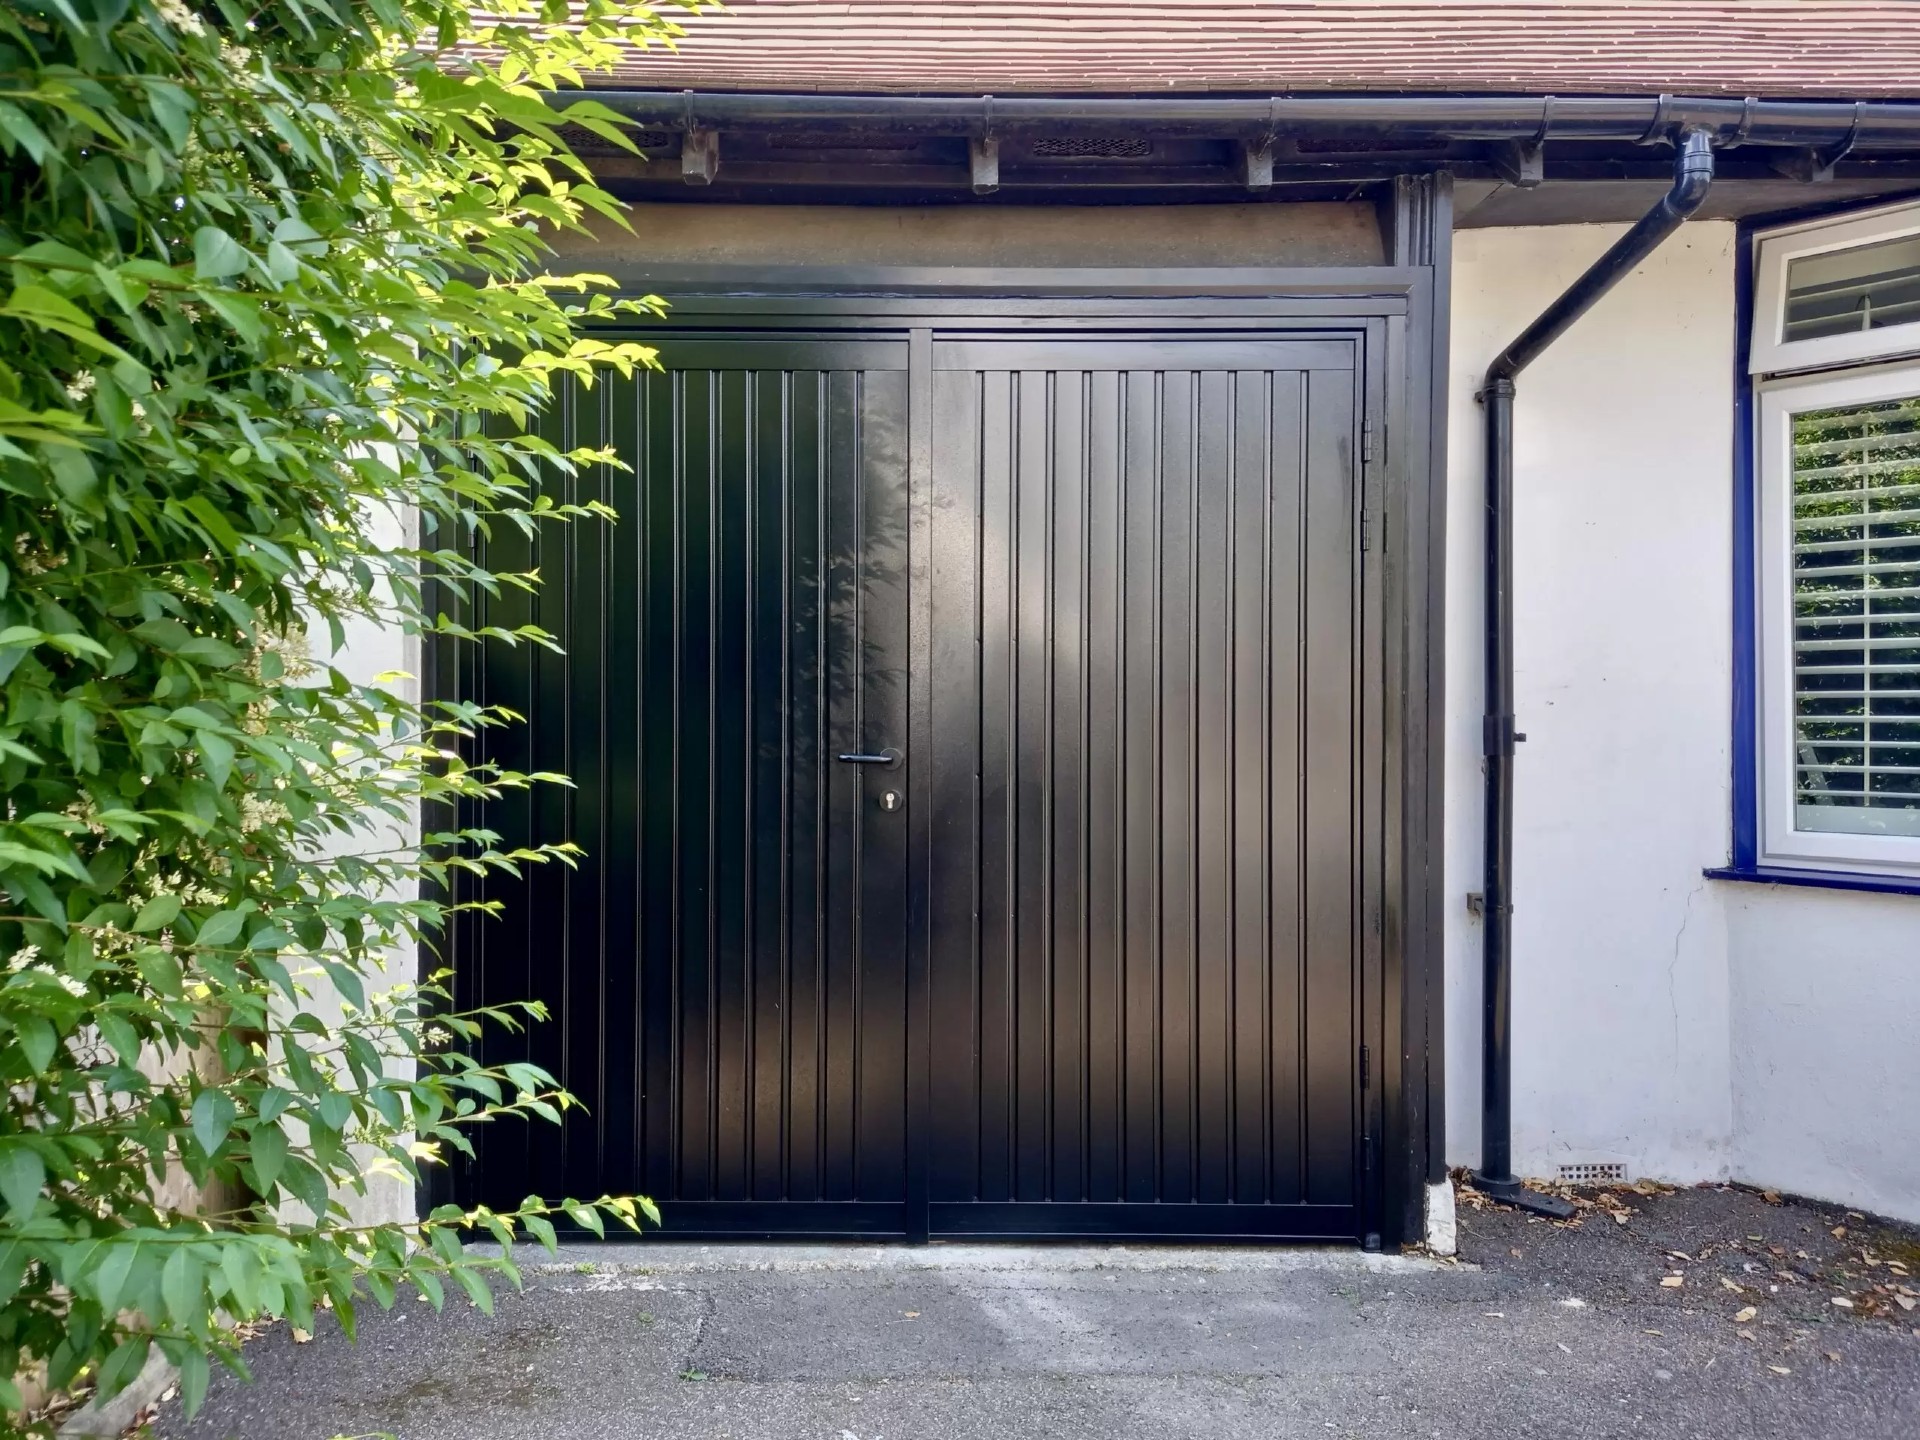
[[1557, 1161, 1629, 1184]]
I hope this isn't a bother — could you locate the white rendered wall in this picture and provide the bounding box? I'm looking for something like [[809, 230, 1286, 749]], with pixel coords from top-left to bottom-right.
[[1447, 222, 1920, 1222], [1726, 886, 1920, 1222], [1447, 224, 1738, 1183]]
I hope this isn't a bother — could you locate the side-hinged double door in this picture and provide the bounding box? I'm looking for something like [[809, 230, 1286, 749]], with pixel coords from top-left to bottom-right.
[[449, 319, 1381, 1243]]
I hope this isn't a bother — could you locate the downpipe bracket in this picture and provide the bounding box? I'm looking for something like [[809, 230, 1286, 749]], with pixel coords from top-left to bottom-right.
[[1468, 1170, 1578, 1219]]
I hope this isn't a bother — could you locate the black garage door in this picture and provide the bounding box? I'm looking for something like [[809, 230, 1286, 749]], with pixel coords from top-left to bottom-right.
[[446, 316, 1375, 1242]]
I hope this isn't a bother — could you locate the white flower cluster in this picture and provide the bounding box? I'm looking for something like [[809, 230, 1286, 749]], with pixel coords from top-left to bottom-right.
[[142, 868, 224, 908], [63, 796, 107, 837], [7, 947, 88, 998], [239, 793, 291, 834], [64, 371, 96, 405], [154, 0, 207, 37], [13, 533, 69, 576]]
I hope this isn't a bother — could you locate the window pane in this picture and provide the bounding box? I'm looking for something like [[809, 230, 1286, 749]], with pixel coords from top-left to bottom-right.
[[1790, 395, 1920, 838], [1784, 233, 1920, 343]]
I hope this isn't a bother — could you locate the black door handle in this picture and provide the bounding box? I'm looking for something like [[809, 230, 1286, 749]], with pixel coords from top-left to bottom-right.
[[837, 747, 902, 768]]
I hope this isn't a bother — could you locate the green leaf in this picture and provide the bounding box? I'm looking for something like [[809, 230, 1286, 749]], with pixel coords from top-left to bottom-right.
[[91, 1239, 140, 1315], [0, 1146, 45, 1220], [182, 495, 244, 551], [249, 1123, 286, 1193], [177, 1344, 210, 1417], [453, 1266, 495, 1315], [3, 283, 94, 331], [146, 80, 195, 149], [523, 1214, 558, 1254], [160, 1246, 200, 1329], [0, 1240, 28, 1307], [195, 729, 236, 789], [195, 908, 248, 948], [220, 1243, 261, 1315], [265, 240, 303, 287], [132, 892, 183, 932], [0, 100, 50, 164], [16, 1017, 56, 1077], [560, 1200, 605, 1239], [191, 1089, 237, 1158], [94, 1335, 151, 1401], [192, 228, 251, 282]]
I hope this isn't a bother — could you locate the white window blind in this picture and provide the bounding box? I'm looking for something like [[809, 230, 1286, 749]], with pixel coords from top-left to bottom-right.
[[1789, 394, 1920, 837]]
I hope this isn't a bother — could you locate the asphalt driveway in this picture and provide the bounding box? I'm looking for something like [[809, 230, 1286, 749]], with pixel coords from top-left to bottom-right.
[[146, 1183, 1919, 1440]]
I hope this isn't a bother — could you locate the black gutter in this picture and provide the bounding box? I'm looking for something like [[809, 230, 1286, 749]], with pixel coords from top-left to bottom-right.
[[1470, 128, 1717, 1220], [575, 88, 1920, 150]]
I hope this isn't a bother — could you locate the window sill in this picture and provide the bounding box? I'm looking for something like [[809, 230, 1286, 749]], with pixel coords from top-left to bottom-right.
[[1704, 865, 1920, 899]]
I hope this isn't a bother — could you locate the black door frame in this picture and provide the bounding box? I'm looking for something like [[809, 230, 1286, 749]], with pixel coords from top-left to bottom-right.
[[431, 225, 1450, 1247]]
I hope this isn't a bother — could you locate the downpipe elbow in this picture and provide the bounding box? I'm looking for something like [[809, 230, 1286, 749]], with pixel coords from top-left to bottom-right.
[[1662, 129, 1717, 219]]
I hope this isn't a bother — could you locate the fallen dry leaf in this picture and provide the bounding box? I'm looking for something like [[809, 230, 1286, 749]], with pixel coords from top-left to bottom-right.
[[1734, 1306, 1758, 1323], [1825, 1351, 1841, 1362], [1832, 1226, 1848, 1240], [1720, 1277, 1745, 1293], [1769, 1365, 1792, 1375], [1737, 1329, 1758, 1342], [1831, 1297, 1855, 1310], [1660, 1275, 1685, 1289], [1643, 1329, 1664, 1337], [1896, 1295, 1918, 1312], [903, 1312, 920, 1319], [292, 1328, 312, 1344], [1762, 1190, 1783, 1205]]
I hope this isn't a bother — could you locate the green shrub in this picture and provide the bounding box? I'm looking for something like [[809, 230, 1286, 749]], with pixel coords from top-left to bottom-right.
[[0, 0, 692, 1428]]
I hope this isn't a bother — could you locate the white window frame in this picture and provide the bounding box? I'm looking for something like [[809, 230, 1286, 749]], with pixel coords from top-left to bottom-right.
[[1752, 200, 1920, 376], [1756, 362, 1920, 877]]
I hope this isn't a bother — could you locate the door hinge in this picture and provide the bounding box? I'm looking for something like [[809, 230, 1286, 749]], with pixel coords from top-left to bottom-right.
[[1359, 1044, 1371, 1091], [1360, 507, 1384, 553], [1361, 414, 1377, 465]]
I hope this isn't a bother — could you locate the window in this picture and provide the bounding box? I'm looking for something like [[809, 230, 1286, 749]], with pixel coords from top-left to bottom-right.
[[1749, 202, 1920, 881], [1753, 203, 1920, 375]]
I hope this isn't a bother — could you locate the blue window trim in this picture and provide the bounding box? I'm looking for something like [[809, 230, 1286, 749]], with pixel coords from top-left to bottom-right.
[[1731, 218, 1759, 871], [1704, 864, 1920, 899], [1724, 205, 1920, 901]]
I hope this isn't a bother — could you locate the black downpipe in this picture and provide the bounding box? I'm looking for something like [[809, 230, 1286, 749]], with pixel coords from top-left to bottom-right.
[[1471, 129, 1715, 1218]]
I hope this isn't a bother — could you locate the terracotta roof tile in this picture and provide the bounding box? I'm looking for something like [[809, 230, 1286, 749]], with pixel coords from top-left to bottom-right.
[[547, 1, 1920, 99]]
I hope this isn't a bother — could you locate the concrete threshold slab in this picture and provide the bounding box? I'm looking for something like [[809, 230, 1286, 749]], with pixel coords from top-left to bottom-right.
[[504, 1241, 1447, 1277]]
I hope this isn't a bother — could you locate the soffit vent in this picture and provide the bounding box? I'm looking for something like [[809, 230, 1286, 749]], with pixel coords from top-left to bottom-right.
[[1031, 135, 1153, 159], [770, 132, 923, 151], [551, 123, 674, 155]]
